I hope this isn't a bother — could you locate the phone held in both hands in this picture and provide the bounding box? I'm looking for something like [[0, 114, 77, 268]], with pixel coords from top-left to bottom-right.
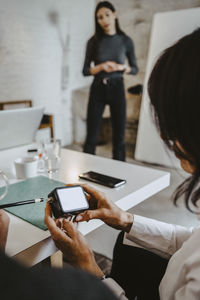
[[48, 185, 89, 218], [48, 172, 126, 218], [79, 171, 126, 188]]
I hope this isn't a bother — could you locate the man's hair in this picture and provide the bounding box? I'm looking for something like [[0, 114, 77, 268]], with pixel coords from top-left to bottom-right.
[[148, 28, 200, 211]]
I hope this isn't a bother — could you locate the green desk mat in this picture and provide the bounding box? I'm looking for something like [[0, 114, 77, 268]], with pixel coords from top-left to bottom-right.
[[0, 176, 66, 230]]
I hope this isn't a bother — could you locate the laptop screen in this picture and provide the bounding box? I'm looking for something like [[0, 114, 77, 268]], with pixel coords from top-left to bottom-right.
[[0, 106, 44, 150]]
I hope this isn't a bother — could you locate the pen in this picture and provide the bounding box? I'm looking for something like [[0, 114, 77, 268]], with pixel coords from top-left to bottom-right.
[[0, 198, 44, 209]]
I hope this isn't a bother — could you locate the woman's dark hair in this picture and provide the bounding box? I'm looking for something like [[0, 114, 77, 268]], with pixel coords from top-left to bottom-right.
[[148, 28, 200, 212], [94, 1, 125, 38]]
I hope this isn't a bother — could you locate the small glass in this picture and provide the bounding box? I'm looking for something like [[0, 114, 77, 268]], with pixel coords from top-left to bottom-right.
[[27, 143, 45, 173], [36, 143, 45, 173], [0, 170, 9, 201], [43, 139, 61, 173]]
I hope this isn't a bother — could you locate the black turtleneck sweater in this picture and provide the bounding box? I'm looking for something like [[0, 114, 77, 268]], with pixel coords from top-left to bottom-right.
[[82, 33, 138, 78]]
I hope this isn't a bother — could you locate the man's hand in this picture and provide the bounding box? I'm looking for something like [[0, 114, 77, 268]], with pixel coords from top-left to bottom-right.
[[0, 210, 10, 251], [44, 202, 104, 278], [75, 185, 133, 233]]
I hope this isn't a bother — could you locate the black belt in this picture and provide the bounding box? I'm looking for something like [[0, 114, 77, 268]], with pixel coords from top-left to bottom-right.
[[94, 76, 123, 85]]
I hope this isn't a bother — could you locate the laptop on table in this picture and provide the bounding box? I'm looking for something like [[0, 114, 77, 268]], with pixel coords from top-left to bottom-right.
[[0, 106, 44, 150]]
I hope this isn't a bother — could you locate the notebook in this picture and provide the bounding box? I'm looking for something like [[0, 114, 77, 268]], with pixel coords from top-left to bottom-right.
[[0, 106, 44, 150], [0, 176, 66, 230]]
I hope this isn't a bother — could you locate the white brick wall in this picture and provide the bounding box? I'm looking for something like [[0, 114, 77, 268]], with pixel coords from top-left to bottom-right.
[[0, 0, 95, 145]]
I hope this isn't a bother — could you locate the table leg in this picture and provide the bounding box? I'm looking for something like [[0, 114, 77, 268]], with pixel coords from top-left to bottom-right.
[[50, 251, 63, 268]]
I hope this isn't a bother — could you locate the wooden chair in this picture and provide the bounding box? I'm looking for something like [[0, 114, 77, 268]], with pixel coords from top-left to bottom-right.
[[39, 114, 54, 138], [0, 100, 32, 110]]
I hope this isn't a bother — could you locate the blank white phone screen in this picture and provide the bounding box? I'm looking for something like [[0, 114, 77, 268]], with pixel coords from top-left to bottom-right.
[[57, 187, 88, 212]]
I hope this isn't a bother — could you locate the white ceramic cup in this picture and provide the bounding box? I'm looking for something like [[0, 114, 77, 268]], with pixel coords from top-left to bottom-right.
[[14, 157, 38, 179]]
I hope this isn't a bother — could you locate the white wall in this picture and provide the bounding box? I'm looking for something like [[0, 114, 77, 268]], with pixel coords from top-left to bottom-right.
[[135, 7, 200, 168], [0, 0, 95, 145]]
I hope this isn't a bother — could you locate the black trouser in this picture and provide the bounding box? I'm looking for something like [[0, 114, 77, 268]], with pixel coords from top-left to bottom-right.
[[110, 232, 169, 300], [83, 77, 126, 161]]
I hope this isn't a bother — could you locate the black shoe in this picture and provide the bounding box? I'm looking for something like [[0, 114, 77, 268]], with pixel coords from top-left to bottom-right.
[[127, 84, 143, 95]]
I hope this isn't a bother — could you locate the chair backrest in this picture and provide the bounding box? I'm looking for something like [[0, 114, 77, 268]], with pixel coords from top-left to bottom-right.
[[0, 100, 32, 110], [0, 106, 44, 150]]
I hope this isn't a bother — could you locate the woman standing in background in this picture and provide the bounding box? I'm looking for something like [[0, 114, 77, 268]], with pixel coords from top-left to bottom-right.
[[82, 1, 138, 161]]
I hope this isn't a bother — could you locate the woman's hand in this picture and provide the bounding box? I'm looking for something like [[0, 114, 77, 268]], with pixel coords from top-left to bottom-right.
[[101, 62, 131, 73], [0, 210, 10, 251], [113, 64, 131, 73], [101, 61, 118, 73], [75, 185, 133, 233], [90, 61, 129, 75], [44, 202, 104, 278]]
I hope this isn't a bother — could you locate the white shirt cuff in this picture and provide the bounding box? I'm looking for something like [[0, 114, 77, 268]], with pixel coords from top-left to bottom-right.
[[103, 278, 128, 299]]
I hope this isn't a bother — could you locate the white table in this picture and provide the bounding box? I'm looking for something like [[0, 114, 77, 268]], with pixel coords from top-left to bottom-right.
[[4, 148, 170, 266]]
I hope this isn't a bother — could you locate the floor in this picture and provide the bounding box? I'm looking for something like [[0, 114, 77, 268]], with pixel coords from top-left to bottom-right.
[[64, 142, 199, 272]]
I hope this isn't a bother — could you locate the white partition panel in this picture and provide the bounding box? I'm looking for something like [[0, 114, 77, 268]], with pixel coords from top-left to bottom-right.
[[135, 7, 200, 168]]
